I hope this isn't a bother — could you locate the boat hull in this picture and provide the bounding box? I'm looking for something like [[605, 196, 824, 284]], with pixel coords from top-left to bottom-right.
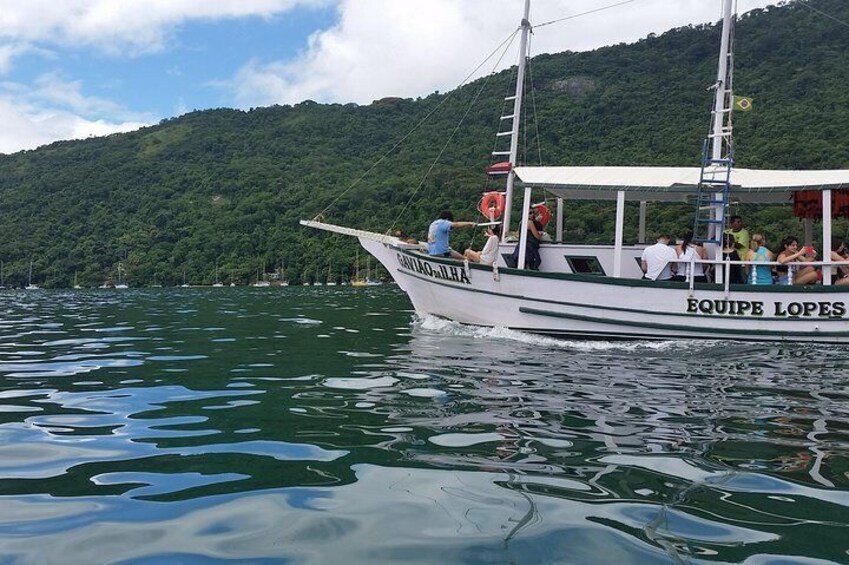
[[360, 238, 849, 343]]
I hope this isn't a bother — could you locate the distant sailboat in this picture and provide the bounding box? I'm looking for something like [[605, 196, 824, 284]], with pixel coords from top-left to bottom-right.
[[280, 259, 289, 286], [152, 274, 162, 288], [73, 271, 82, 289], [213, 261, 224, 287], [326, 262, 337, 286], [0, 260, 6, 289], [230, 268, 236, 287], [115, 262, 129, 289], [25, 260, 39, 290], [351, 250, 367, 287], [180, 269, 190, 288], [365, 257, 382, 286], [253, 262, 270, 287]]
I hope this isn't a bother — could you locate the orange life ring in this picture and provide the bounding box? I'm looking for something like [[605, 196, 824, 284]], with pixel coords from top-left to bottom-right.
[[532, 202, 552, 226], [478, 191, 506, 220]]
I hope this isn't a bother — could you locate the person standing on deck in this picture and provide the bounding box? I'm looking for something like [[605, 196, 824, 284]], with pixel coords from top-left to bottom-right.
[[427, 211, 475, 260], [724, 215, 750, 254], [640, 234, 678, 281]]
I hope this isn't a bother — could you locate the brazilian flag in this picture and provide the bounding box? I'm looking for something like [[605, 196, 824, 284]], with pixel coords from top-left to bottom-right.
[[733, 95, 753, 112]]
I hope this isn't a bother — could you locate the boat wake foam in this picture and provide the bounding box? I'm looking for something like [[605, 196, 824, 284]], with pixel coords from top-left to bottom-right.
[[413, 314, 690, 352]]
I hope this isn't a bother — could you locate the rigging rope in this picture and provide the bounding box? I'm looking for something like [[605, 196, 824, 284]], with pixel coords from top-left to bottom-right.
[[387, 29, 521, 234], [796, 0, 849, 28], [526, 33, 543, 167], [535, 0, 639, 29], [313, 28, 522, 222]]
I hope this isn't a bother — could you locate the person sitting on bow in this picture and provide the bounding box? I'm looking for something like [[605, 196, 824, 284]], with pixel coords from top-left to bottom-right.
[[427, 210, 476, 260], [464, 225, 501, 265]]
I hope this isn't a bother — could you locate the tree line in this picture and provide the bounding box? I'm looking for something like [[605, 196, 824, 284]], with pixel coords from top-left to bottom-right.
[[0, 0, 846, 288]]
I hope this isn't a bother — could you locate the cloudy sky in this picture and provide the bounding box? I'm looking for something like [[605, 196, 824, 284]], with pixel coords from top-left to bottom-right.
[[0, 0, 779, 154]]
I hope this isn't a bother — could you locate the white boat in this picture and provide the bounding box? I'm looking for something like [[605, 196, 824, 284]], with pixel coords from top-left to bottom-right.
[[253, 261, 271, 287], [114, 262, 129, 289], [213, 261, 224, 287], [280, 260, 289, 286], [364, 257, 381, 286], [303, 0, 849, 342], [73, 271, 82, 289], [24, 260, 39, 290], [350, 249, 367, 287]]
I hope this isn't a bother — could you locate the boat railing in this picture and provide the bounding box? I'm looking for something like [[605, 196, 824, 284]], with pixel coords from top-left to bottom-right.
[[670, 256, 849, 294]]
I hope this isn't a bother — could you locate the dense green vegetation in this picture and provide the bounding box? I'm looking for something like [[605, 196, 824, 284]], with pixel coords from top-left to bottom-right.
[[0, 0, 847, 287]]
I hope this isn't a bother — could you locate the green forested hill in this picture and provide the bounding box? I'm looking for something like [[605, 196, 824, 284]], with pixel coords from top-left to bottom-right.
[[0, 0, 847, 287]]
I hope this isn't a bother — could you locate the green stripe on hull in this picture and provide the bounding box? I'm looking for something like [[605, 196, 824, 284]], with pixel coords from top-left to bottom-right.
[[518, 307, 849, 338]]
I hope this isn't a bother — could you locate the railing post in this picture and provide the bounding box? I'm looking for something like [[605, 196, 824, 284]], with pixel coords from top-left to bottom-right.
[[823, 189, 833, 286], [556, 197, 564, 243], [613, 191, 625, 278], [688, 255, 695, 294]]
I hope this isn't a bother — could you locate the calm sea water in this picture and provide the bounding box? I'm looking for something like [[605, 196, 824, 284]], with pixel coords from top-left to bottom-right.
[[0, 287, 847, 564]]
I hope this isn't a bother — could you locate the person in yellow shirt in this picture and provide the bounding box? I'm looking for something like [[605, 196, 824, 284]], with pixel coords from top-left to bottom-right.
[[724, 215, 750, 253]]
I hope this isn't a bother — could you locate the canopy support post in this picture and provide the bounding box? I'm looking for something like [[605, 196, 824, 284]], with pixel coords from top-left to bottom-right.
[[556, 198, 564, 242], [517, 186, 532, 270], [614, 191, 625, 278], [638, 201, 647, 244], [804, 218, 814, 247], [823, 190, 833, 286]]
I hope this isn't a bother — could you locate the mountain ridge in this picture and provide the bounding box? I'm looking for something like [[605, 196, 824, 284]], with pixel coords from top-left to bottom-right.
[[0, 0, 847, 287]]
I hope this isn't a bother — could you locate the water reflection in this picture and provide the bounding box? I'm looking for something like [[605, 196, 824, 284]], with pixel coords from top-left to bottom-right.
[[0, 288, 846, 563]]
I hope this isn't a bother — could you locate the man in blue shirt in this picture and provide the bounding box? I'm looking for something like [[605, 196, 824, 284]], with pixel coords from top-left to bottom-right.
[[427, 211, 476, 259]]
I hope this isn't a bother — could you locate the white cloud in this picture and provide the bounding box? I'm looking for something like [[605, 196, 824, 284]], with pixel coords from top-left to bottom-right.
[[0, 43, 32, 74], [0, 74, 153, 153], [31, 72, 129, 116], [0, 0, 333, 153], [0, 0, 331, 58], [227, 0, 779, 107], [0, 98, 148, 154]]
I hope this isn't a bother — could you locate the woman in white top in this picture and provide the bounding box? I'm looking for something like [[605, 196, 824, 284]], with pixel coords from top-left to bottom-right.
[[464, 225, 501, 265], [673, 231, 708, 283]]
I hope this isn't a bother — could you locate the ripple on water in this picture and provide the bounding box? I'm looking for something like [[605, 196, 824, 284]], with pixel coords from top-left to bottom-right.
[[403, 388, 447, 398], [0, 288, 846, 564], [429, 433, 507, 447], [324, 376, 398, 390]]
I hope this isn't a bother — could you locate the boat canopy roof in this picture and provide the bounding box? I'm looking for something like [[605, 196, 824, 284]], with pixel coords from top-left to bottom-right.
[[514, 166, 849, 204]]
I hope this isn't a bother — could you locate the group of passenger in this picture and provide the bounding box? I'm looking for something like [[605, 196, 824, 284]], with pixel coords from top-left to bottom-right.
[[640, 232, 709, 282], [419, 210, 849, 286], [641, 215, 849, 286]]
